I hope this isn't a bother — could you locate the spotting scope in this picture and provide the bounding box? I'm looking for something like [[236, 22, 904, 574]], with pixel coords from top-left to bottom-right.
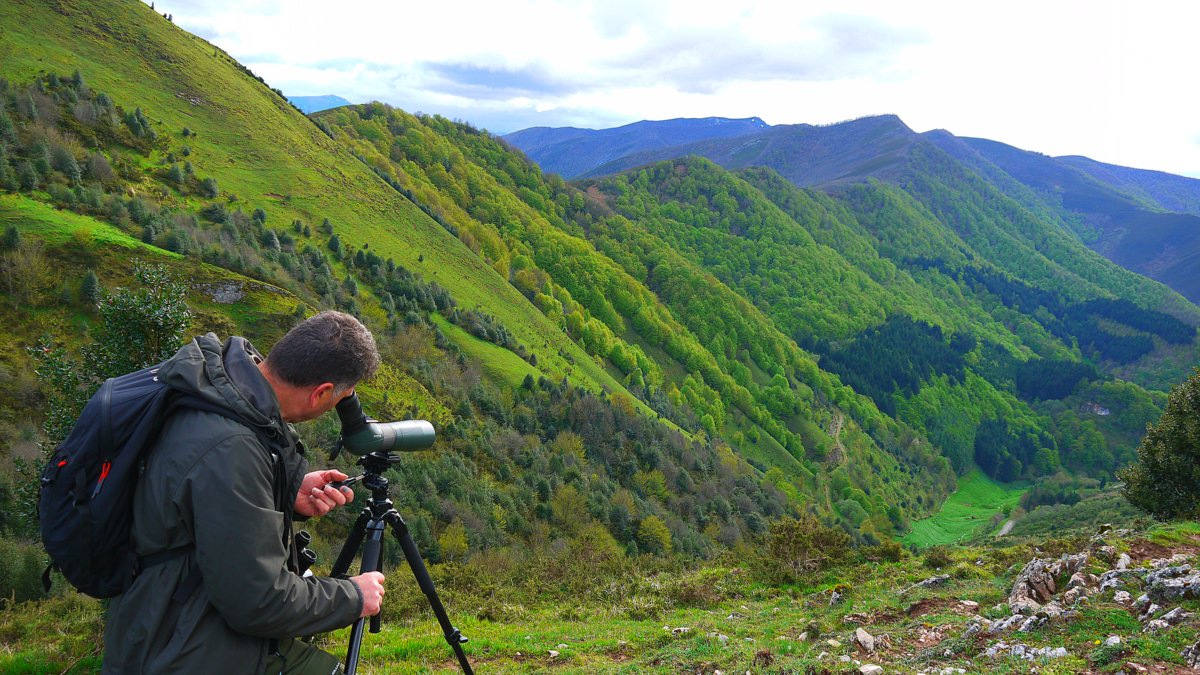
[[334, 393, 436, 455]]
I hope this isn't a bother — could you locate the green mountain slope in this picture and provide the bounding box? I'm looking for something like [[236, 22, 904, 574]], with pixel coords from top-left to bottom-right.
[[317, 103, 958, 527]]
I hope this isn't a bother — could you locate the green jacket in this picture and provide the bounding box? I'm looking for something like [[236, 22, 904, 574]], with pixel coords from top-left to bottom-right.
[[102, 334, 361, 673]]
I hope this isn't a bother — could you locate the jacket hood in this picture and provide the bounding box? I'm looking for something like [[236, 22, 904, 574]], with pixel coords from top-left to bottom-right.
[[158, 333, 288, 441]]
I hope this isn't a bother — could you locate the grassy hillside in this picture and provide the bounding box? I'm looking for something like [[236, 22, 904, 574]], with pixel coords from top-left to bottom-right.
[[902, 470, 1025, 547], [0, 0, 633, 401]]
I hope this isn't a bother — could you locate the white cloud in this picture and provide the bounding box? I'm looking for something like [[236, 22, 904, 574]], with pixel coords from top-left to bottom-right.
[[152, 0, 1200, 176]]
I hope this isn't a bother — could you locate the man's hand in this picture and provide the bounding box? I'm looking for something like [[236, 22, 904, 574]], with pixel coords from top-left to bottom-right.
[[294, 469, 354, 518], [350, 571, 385, 617]]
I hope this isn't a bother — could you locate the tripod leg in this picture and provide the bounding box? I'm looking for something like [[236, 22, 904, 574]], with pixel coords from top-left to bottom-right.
[[344, 518, 386, 675], [385, 511, 473, 675], [330, 508, 371, 578]]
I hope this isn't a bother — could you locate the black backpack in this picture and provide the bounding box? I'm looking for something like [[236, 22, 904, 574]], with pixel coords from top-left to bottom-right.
[[38, 362, 286, 598]]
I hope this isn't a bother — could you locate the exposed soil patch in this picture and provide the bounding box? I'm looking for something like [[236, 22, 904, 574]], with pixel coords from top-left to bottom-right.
[[1128, 539, 1200, 563]]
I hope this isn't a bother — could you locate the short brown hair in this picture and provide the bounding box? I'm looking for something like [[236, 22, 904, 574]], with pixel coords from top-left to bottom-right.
[[266, 311, 380, 391]]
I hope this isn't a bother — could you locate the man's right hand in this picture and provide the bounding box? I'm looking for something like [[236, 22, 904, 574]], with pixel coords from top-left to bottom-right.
[[349, 571, 385, 617]]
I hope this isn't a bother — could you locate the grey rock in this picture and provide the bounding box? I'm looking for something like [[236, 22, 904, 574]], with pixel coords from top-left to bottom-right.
[[989, 614, 1025, 634], [854, 627, 875, 653], [1017, 615, 1045, 632], [1067, 571, 1098, 591], [963, 618, 990, 638], [984, 642, 1070, 660], [830, 590, 844, 606], [1144, 619, 1170, 632], [1146, 564, 1200, 604], [1116, 553, 1132, 570], [1134, 593, 1150, 610], [1105, 635, 1121, 647], [899, 574, 951, 595], [1113, 590, 1133, 606], [859, 666, 883, 675], [203, 282, 245, 304], [1009, 559, 1057, 614], [1161, 606, 1193, 624], [1183, 639, 1200, 668]]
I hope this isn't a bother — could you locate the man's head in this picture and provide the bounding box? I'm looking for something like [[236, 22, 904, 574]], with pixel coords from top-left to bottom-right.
[[260, 311, 381, 422]]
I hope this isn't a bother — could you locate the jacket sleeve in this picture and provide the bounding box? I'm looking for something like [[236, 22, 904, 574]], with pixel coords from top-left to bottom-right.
[[184, 432, 363, 638]]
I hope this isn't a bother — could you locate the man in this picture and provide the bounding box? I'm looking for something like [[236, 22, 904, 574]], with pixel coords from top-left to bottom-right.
[[103, 311, 386, 674]]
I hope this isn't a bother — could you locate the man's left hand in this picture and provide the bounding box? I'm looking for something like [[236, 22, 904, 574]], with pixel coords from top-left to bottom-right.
[[295, 469, 355, 517]]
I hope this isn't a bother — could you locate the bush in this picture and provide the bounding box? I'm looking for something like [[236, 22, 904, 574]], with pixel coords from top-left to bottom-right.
[[923, 546, 953, 569], [755, 514, 850, 584], [0, 536, 46, 606]]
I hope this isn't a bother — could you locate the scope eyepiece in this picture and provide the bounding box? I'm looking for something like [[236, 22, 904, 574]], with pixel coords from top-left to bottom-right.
[[335, 393, 436, 455]]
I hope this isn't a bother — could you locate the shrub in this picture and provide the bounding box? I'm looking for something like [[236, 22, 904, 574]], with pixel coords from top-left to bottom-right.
[[755, 514, 850, 584], [638, 515, 672, 555], [199, 176, 218, 198], [0, 536, 46, 606], [923, 546, 953, 569]]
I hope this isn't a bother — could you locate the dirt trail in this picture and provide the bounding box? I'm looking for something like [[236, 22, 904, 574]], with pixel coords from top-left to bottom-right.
[[828, 411, 846, 463]]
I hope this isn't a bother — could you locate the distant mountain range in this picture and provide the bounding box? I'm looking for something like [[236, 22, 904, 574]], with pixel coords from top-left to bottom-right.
[[503, 116, 769, 180], [287, 94, 351, 113], [505, 116, 1200, 304]]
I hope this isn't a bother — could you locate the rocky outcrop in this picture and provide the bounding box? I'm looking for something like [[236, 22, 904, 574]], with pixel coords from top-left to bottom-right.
[[1145, 564, 1200, 604], [1008, 553, 1089, 614]]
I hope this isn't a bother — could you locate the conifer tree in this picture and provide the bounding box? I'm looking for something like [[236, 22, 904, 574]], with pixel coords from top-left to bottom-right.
[[51, 145, 81, 184], [1, 226, 19, 250], [1120, 368, 1200, 519], [30, 142, 51, 177], [17, 160, 38, 191], [0, 108, 14, 143], [81, 270, 100, 305]]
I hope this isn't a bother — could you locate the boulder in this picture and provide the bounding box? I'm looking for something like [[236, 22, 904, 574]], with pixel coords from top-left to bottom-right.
[[899, 574, 951, 595], [1116, 553, 1132, 570], [1143, 619, 1170, 633], [859, 665, 884, 675], [854, 627, 875, 654], [1009, 559, 1057, 614], [1146, 565, 1200, 604], [1113, 590, 1133, 606], [1161, 606, 1192, 625]]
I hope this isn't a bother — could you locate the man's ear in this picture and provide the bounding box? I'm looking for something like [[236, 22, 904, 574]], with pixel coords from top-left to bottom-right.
[[309, 382, 336, 407]]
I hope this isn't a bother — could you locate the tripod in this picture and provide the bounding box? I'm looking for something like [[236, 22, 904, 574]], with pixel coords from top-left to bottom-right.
[[329, 451, 473, 674]]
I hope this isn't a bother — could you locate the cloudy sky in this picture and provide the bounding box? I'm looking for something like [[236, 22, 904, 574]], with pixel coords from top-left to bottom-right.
[[152, 0, 1200, 176]]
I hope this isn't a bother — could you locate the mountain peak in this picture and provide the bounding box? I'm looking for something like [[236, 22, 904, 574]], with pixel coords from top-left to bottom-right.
[[287, 94, 351, 114]]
